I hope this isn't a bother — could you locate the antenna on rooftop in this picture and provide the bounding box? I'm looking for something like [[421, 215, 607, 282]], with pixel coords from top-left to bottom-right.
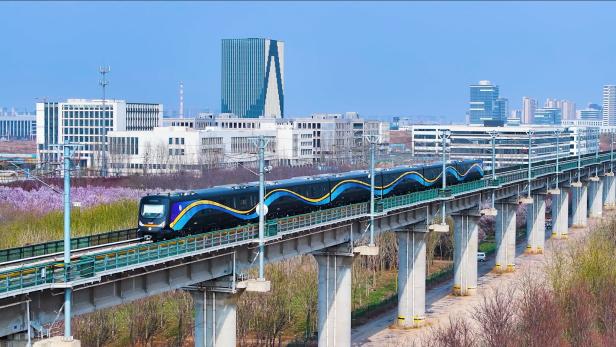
[[179, 81, 185, 118]]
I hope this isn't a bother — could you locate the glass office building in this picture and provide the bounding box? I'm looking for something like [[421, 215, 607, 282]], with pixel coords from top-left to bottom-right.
[[469, 80, 502, 126], [534, 107, 562, 125], [221, 38, 285, 118]]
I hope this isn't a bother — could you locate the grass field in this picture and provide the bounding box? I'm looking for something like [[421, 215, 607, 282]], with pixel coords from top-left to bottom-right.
[[0, 199, 138, 249]]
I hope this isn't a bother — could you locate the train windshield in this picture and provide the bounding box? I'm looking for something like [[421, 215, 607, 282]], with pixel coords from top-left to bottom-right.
[[141, 204, 164, 218]]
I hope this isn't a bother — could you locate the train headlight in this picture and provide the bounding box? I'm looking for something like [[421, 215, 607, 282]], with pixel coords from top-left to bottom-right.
[[138, 221, 166, 228]]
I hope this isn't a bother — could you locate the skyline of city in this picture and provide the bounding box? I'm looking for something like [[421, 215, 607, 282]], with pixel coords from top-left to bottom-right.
[[1, 2, 615, 120]]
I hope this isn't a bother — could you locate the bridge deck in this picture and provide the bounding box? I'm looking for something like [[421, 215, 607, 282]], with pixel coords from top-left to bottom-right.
[[0, 152, 612, 297]]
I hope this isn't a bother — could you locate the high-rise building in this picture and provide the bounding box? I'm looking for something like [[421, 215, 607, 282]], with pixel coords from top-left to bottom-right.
[[221, 38, 285, 118], [545, 98, 564, 109], [603, 85, 616, 126], [495, 98, 509, 121], [534, 107, 561, 125], [469, 80, 502, 126], [522, 97, 536, 124], [561, 100, 576, 121]]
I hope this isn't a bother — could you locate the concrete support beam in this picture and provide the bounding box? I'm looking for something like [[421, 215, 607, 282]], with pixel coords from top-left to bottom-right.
[[190, 287, 241, 347], [603, 173, 616, 210], [589, 178, 603, 218], [314, 249, 354, 346], [494, 202, 516, 272], [526, 194, 546, 254], [571, 183, 588, 228], [396, 228, 426, 328], [552, 188, 569, 239], [453, 212, 479, 296]]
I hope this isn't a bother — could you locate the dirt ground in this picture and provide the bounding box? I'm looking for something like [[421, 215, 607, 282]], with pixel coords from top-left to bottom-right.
[[352, 211, 608, 346]]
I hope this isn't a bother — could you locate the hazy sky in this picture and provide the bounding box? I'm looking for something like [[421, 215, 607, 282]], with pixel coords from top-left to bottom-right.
[[1, 1, 615, 121]]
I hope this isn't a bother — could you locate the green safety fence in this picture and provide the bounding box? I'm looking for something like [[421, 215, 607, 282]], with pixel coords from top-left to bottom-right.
[[0, 229, 138, 263]]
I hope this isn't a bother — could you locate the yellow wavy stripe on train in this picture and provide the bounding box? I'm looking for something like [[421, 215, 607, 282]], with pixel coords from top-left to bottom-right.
[[170, 199, 257, 228], [171, 163, 482, 224]]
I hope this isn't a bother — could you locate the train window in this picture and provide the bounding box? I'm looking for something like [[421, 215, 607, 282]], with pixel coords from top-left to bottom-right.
[[142, 204, 164, 218]]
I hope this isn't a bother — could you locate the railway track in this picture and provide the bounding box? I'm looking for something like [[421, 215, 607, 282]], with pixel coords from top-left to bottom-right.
[[0, 229, 139, 268], [0, 237, 149, 272]]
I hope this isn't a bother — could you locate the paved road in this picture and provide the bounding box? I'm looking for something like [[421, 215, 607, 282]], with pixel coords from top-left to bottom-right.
[[351, 228, 551, 345]]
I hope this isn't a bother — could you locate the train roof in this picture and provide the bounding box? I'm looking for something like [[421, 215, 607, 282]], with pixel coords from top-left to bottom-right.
[[143, 159, 483, 199]]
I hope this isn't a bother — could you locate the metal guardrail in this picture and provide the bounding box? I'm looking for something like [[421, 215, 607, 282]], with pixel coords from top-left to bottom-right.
[[381, 189, 439, 211], [276, 202, 368, 234], [89, 225, 258, 274], [0, 229, 138, 263], [0, 153, 614, 295], [450, 179, 487, 195]]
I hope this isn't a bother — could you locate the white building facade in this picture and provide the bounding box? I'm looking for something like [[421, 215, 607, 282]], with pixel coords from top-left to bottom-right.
[[107, 123, 314, 175], [409, 125, 598, 169], [36, 99, 162, 171], [106, 113, 390, 175]]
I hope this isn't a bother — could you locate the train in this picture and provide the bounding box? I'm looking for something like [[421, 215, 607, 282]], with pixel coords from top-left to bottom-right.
[[137, 160, 484, 240]]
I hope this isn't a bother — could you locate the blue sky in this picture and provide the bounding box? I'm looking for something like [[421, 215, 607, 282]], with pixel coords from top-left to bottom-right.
[[1, 1, 615, 122]]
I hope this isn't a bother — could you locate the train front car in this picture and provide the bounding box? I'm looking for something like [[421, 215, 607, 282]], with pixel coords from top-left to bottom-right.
[[137, 195, 171, 240]]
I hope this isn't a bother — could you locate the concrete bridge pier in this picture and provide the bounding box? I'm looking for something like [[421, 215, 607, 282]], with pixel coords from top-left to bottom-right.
[[551, 188, 569, 239], [526, 194, 546, 254], [396, 226, 426, 328], [453, 212, 480, 296], [603, 173, 615, 210], [190, 285, 242, 347], [588, 177, 603, 218], [313, 246, 354, 346], [571, 182, 588, 228], [494, 201, 516, 272]]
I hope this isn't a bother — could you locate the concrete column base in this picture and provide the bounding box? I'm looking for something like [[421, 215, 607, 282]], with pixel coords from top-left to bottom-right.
[[571, 184, 588, 228], [551, 187, 569, 240], [526, 194, 546, 254], [396, 228, 426, 328], [453, 213, 479, 296], [603, 173, 616, 209], [589, 179, 603, 219], [525, 247, 544, 255], [314, 248, 354, 346], [190, 287, 241, 347], [33, 337, 81, 347], [494, 202, 516, 274]]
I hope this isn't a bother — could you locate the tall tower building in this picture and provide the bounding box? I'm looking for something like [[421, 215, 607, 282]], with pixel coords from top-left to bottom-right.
[[603, 85, 616, 126], [495, 98, 508, 121], [522, 97, 536, 124], [469, 80, 501, 125], [560, 100, 576, 121], [221, 38, 285, 118]]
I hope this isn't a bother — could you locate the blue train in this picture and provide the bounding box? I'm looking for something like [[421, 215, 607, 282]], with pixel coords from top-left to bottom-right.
[[137, 160, 484, 240]]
